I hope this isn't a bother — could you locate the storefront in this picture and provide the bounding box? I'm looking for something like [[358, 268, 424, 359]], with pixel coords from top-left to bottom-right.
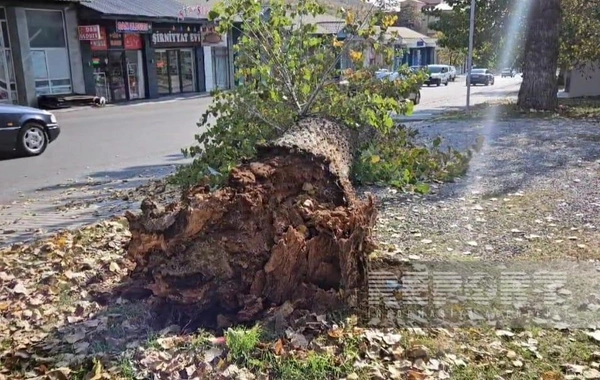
[[201, 24, 231, 91], [150, 24, 203, 95], [0, 2, 85, 106], [79, 21, 150, 102]]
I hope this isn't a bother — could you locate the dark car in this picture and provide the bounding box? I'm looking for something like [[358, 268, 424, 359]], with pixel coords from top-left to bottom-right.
[[0, 104, 60, 156], [468, 68, 495, 86]]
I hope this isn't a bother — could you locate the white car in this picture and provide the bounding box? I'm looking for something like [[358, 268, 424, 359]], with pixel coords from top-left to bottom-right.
[[375, 69, 421, 105], [424, 64, 450, 87], [448, 65, 457, 81]]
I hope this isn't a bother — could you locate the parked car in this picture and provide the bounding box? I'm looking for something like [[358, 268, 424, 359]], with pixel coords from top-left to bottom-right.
[[375, 69, 421, 105], [0, 104, 60, 156], [501, 68, 516, 78], [424, 64, 450, 87], [468, 68, 495, 86], [448, 65, 457, 81]]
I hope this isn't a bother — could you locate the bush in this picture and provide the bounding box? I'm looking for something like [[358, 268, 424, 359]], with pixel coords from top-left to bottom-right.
[[171, 0, 469, 192]]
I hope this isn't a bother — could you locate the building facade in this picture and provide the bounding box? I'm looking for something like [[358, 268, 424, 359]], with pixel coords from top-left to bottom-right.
[[0, 0, 86, 106], [77, 0, 234, 103]]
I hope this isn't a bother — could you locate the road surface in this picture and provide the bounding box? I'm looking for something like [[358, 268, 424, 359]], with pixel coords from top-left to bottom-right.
[[0, 76, 522, 245]]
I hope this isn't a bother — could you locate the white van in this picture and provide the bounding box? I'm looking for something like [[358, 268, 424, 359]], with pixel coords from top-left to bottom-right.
[[424, 64, 450, 87]]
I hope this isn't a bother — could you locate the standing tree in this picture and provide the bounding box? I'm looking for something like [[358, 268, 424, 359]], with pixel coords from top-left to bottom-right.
[[424, 0, 513, 68], [517, 0, 561, 110]]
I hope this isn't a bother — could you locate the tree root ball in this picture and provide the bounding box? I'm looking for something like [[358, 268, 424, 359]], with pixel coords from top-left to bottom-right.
[[124, 118, 377, 326]]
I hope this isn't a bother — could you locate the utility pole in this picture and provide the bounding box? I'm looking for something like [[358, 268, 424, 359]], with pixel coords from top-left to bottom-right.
[[466, 0, 476, 112]]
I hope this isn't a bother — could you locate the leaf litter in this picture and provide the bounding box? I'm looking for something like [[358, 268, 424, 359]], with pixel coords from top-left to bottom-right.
[[0, 217, 597, 379]]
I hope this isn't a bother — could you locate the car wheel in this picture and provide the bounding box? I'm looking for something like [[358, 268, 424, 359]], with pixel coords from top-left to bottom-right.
[[444, 80, 448, 86], [18, 122, 48, 156], [436, 82, 441, 87]]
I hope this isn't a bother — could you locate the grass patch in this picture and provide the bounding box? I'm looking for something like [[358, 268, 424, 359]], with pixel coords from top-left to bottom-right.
[[558, 96, 600, 119], [433, 97, 600, 122], [225, 324, 262, 362]]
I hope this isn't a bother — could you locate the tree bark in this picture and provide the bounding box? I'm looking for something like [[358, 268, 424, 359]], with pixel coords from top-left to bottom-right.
[[123, 117, 377, 327], [517, 0, 561, 110]]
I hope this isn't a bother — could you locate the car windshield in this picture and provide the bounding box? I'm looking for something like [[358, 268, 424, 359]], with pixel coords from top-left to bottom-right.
[[472, 69, 486, 74], [502, 68, 512, 71], [428, 66, 444, 73]]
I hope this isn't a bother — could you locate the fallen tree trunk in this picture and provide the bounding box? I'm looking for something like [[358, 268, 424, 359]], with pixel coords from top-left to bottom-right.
[[124, 117, 377, 326]]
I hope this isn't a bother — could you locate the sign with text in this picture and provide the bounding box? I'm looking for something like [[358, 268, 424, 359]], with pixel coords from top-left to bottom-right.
[[368, 261, 600, 329], [116, 21, 152, 34], [124, 34, 142, 50], [177, 5, 212, 21], [90, 27, 107, 51], [151, 26, 202, 48], [78, 25, 101, 41], [200, 24, 226, 47], [109, 32, 123, 48]]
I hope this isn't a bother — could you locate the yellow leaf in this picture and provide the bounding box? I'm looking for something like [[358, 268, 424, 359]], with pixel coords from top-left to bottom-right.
[[349, 50, 363, 63], [383, 15, 398, 27], [333, 39, 343, 48], [345, 11, 356, 25], [85, 358, 103, 380], [370, 155, 381, 164]]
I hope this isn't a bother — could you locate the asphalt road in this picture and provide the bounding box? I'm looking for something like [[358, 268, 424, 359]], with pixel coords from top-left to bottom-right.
[[0, 95, 213, 203], [414, 74, 522, 113], [0, 75, 522, 203]]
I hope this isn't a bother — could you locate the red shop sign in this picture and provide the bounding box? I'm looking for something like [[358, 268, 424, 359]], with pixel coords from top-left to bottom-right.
[[78, 25, 101, 40], [90, 27, 107, 51], [124, 34, 142, 50]]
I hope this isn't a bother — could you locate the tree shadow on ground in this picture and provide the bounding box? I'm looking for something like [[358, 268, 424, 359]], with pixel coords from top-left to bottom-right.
[[0, 162, 183, 248], [408, 117, 600, 201]]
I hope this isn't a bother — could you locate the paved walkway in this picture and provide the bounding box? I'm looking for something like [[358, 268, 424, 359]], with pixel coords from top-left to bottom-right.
[[0, 165, 175, 247]]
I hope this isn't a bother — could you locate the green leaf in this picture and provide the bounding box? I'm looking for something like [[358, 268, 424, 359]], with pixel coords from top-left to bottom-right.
[[414, 183, 431, 194]]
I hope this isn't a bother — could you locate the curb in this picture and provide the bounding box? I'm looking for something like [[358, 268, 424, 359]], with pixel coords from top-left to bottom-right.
[[51, 93, 212, 114]]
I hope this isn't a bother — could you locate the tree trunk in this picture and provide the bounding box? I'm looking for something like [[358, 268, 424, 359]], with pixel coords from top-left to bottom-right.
[[517, 0, 561, 110], [123, 117, 377, 328]]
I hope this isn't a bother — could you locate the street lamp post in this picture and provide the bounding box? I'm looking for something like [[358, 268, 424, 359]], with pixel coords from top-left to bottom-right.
[[466, 0, 476, 112]]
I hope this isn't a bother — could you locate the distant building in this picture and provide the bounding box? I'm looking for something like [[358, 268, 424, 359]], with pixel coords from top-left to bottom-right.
[[561, 62, 600, 98]]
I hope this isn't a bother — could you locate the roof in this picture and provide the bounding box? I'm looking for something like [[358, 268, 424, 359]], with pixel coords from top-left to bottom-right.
[[434, 1, 452, 11], [80, 0, 216, 20], [295, 14, 346, 35], [385, 26, 436, 45]]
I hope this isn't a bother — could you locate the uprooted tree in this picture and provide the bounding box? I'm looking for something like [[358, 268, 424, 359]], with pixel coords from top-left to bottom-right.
[[123, 0, 470, 326]]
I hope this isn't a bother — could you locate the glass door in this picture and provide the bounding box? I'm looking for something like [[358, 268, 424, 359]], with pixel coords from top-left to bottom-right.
[[108, 51, 126, 101], [180, 49, 195, 92], [167, 49, 181, 94], [125, 50, 140, 99], [155, 50, 169, 95], [213, 47, 230, 90]]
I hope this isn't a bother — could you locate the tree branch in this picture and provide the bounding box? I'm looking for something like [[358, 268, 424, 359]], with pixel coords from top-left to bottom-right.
[[299, 3, 379, 117]]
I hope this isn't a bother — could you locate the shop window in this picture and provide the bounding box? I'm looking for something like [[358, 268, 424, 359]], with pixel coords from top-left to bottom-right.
[[0, 8, 16, 103], [25, 9, 66, 48], [25, 9, 71, 95]]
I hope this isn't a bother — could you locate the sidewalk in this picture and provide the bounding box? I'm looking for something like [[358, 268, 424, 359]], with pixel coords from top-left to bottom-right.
[[51, 92, 212, 114], [0, 165, 178, 248]]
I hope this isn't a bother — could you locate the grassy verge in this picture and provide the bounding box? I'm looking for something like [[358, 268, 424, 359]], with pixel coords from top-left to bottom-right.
[[433, 97, 600, 122]]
